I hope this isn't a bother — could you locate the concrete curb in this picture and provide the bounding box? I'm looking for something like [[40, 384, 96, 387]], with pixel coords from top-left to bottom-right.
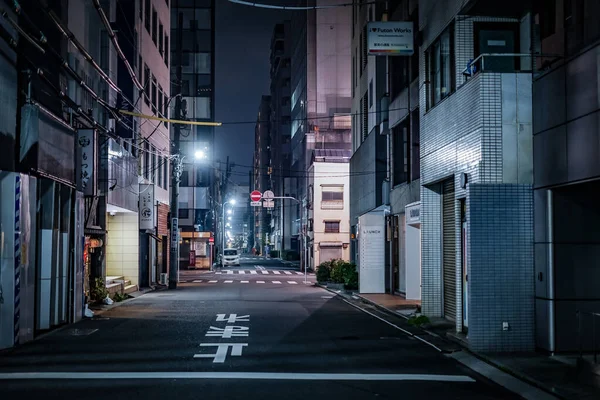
[[319, 284, 563, 400]]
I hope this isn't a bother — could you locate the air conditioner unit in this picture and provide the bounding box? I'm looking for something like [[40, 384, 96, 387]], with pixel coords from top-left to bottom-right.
[[159, 273, 168, 285]]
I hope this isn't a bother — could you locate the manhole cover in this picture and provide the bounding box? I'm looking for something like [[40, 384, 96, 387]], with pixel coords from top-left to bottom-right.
[[66, 328, 98, 336]]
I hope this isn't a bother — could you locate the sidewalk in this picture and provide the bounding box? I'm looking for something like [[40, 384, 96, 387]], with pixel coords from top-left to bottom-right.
[[352, 292, 600, 400]]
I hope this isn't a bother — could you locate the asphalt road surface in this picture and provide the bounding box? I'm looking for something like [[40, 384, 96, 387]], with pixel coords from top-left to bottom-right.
[[0, 255, 518, 399]]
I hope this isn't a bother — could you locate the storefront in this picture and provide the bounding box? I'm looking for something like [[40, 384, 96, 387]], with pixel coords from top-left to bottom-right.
[[180, 232, 213, 269]]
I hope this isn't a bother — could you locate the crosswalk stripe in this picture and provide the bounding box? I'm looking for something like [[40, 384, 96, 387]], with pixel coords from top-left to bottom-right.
[[193, 280, 202, 283], [273, 281, 282, 284], [295, 272, 303, 275], [241, 281, 249, 284], [239, 271, 245, 274], [261, 271, 269, 274], [250, 271, 257, 274], [215, 272, 222, 275], [257, 281, 265, 284], [209, 280, 217, 283], [227, 271, 233, 274], [273, 271, 281, 275], [284, 271, 292, 275], [224, 280, 233, 283], [287, 281, 298, 285]]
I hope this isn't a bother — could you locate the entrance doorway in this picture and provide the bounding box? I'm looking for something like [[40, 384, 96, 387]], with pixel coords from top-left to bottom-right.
[[460, 199, 468, 332], [442, 179, 457, 321]]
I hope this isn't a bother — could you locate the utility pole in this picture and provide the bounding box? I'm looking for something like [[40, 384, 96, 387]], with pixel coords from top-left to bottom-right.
[[169, 12, 184, 290]]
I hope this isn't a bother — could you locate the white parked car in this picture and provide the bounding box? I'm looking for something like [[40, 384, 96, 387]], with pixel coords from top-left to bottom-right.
[[223, 248, 240, 266]]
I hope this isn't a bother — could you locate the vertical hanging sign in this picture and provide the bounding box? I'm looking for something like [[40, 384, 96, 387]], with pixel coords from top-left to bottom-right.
[[77, 129, 96, 195], [139, 184, 155, 230]]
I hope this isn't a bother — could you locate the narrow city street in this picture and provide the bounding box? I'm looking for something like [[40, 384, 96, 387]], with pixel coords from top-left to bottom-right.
[[0, 256, 517, 399]]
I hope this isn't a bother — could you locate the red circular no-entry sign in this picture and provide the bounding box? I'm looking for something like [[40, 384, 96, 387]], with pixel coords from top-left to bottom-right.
[[250, 190, 262, 202]]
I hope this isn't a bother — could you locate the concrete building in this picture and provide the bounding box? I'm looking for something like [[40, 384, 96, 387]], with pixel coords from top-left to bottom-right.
[[531, 0, 600, 353], [419, 0, 535, 352], [269, 22, 293, 252], [289, 0, 352, 267], [253, 96, 272, 253], [171, 0, 215, 269], [307, 150, 351, 270], [349, 0, 420, 296]]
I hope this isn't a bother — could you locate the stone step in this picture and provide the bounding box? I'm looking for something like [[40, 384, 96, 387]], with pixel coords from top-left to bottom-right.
[[124, 284, 138, 294]]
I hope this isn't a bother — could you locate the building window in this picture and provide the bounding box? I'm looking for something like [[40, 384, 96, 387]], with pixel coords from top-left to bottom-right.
[[100, 30, 109, 73], [565, 0, 600, 55], [157, 154, 163, 188], [178, 209, 189, 219], [152, 8, 158, 44], [324, 221, 340, 233], [180, 170, 189, 186], [390, 56, 408, 99], [144, 64, 150, 106], [321, 185, 344, 210], [362, 25, 368, 70], [427, 24, 455, 109], [392, 121, 409, 186], [144, 0, 150, 33], [144, 142, 150, 179], [138, 55, 143, 80], [151, 145, 157, 183], [163, 159, 168, 189], [158, 86, 164, 116], [159, 22, 164, 55], [164, 34, 169, 66], [163, 93, 169, 127], [362, 91, 368, 140], [151, 76, 157, 114], [369, 79, 373, 108]]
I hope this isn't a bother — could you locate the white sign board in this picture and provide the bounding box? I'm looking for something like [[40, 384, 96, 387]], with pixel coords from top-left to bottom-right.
[[250, 201, 262, 207], [263, 200, 274, 208], [171, 218, 179, 247], [367, 21, 414, 56], [358, 210, 386, 294], [139, 184, 155, 230]]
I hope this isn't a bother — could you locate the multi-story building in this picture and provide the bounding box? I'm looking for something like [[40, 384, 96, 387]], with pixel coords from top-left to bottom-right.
[[269, 22, 293, 252], [253, 96, 272, 252], [170, 0, 215, 269], [531, 0, 600, 353], [307, 150, 352, 270], [350, 1, 421, 296], [289, 0, 352, 267], [418, 0, 535, 352]]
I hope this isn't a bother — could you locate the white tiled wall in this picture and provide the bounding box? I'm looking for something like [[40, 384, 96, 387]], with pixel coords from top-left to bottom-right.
[[106, 213, 139, 285]]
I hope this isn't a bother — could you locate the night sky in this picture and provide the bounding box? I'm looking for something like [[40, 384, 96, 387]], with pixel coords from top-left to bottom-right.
[[214, 1, 287, 182]]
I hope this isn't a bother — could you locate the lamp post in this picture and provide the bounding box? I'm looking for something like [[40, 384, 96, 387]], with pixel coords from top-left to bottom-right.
[[222, 199, 236, 266]]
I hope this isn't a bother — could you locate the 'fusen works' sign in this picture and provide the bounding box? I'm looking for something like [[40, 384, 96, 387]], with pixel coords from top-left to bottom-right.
[[367, 21, 414, 56]]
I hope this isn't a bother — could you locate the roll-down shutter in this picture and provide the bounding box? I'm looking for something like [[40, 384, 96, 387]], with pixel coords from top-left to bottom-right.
[[443, 179, 457, 321]]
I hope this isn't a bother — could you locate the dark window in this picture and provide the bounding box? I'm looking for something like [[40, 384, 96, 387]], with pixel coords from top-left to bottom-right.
[[144, 64, 150, 106], [138, 55, 143, 80], [144, 0, 150, 33], [159, 22, 164, 54], [164, 93, 169, 128], [164, 34, 169, 66], [390, 56, 408, 99], [180, 170, 189, 186], [100, 30, 109, 72], [369, 79, 373, 108], [178, 209, 189, 219], [324, 221, 340, 233], [144, 142, 150, 179], [163, 160, 168, 189], [321, 186, 344, 210], [565, 0, 600, 55], [411, 110, 420, 181], [152, 8, 158, 44], [157, 154, 163, 188], [196, 168, 210, 186], [362, 25, 368, 70], [392, 121, 408, 186], [151, 145, 156, 182], [151, 76, 157, 114], [158, 86, 164, 116], [362, 92, 368, 140], [427, 24, 455, 109]]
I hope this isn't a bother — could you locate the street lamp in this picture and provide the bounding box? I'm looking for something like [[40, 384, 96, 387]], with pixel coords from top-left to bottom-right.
[[221, 199, 236, 266], [227, 209, 232, 215]]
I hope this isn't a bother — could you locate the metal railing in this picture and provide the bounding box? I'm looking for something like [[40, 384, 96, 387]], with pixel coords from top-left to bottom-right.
[[461, 53, 535, 78], [577, 310, 600, 363]]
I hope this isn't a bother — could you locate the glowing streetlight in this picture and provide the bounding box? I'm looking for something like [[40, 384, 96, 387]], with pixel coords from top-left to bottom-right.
[[194, 150, 205, 160], [227, 209, 232, 215]]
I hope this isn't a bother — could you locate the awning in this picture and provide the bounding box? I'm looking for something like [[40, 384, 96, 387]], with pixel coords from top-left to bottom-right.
[[319, 241, 343, 248]]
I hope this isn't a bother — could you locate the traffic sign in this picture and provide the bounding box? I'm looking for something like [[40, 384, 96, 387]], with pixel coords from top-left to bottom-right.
[[263, 190, 274, 199], [209, 237, 214, 243], [263, 200, 274, 208], [250, 190, 262, 202]]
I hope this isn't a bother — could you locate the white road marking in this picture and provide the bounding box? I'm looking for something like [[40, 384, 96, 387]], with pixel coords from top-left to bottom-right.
[[193, 280, 203, 283], [226, 271, 233, 275], [321, 296, 334, 299], [261, 271, 269, 275], [250, 271, 257, 274], [224, 280, 233, 283], [272, 281, 282, 284], [179, 280, 187, 283], [287, 281, 298, 285], [215, 272, 222, 275], [0, 372, 476, 382], [238, 271, 245, 274], [273, 271, 281, 275], [284, 271, 292, 275], [209, 280, 218, 283], [241, 281, 249, 284], [257, 281, 265, 284], [194, 343, 248, 363], [295, 272, 303, 275]]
